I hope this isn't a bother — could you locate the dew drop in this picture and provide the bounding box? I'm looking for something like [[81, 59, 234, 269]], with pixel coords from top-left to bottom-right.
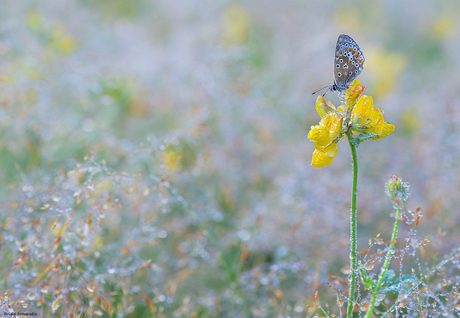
[[27, 291, 36, 301]]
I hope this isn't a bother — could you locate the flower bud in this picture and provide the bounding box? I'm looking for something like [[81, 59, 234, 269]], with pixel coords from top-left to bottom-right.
[[385, 175, 410, 209], [344, 80, 366, 107]]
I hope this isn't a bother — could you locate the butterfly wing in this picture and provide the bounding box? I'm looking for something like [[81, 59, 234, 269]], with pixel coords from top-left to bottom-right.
[[333, 34, 365, 91]]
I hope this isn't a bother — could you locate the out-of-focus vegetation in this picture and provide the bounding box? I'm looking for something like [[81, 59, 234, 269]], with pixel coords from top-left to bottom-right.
[[1, 0, 460, 317]]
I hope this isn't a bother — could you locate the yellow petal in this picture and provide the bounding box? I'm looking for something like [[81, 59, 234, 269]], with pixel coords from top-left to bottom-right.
[[352, 95, 373, 122], [337, 105, 346, 113], [307, 125, 330, 147], [311, 149, 335, 168], [320, 113, 342, 140], [327, 101, 336, 110], [366, 108, 385, 135], [372, 122, 395, 140], [316, 96, 329, 118], [317, 143, 338, 157], [345, 80, 366, 105]]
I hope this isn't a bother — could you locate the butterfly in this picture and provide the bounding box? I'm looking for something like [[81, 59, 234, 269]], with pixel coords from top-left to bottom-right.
[[312, 34, 365, 96]]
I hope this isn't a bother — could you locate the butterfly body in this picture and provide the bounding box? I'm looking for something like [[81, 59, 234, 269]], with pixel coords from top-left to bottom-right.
[[312, 34, 365, 96]]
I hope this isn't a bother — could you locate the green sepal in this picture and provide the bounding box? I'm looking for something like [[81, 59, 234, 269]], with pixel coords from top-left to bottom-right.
[[349, 133, 380, 147]]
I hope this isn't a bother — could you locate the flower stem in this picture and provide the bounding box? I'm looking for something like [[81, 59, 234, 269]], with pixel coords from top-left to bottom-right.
[[346, 131, 358, 318], [364, 208, 401, 318]]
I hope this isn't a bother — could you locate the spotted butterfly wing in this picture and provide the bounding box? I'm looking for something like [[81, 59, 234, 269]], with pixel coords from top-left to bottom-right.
[[333, 34, 365, 92]]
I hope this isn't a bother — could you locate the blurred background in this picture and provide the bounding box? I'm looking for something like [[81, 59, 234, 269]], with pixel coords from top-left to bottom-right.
[[1, 0, 460, 316]]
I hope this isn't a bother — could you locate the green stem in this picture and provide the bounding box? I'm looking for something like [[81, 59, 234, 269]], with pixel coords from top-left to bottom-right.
[[346, 131, 358, 318], [364, 208, 401, 318]]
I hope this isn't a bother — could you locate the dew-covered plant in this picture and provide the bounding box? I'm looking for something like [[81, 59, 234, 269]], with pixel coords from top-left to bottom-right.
[[307, 83, 460, 317]]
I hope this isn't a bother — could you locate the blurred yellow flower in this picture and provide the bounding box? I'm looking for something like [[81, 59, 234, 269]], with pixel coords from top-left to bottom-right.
[[26, 10, 77, 55], [91, 236, 104, 252], [399, 107, 420, 136], [50, 25, 76, 55], [26, 10, 43, 31], [222, 4, 249, 46], [333, 5, 362, 31], [308, 81, 394, 168], [161, 147, 181, 173], [432, 12, 459, 39], [365, 48, 406, 98]]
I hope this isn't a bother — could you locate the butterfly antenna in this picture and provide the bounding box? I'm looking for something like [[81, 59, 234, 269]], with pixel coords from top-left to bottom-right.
[[312, 85, 331, 96], [322, 86, 332, 96]]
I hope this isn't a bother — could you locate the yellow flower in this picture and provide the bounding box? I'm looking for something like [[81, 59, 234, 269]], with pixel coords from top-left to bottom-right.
[[307, 81, 394, 168], [308, 111, 343, 168], [350, 95, 395, 140]]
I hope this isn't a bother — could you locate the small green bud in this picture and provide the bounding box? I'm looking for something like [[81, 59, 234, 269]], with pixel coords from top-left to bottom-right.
[[387, 180, 394, 196], [385, 175, 410, 209]]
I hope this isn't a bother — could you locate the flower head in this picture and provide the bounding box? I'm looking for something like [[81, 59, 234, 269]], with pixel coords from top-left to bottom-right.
[[307, 80, 394, 168], [350, 95, 395, 140], [385, 175, 410, 208], [308, 110, 343, 168]]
